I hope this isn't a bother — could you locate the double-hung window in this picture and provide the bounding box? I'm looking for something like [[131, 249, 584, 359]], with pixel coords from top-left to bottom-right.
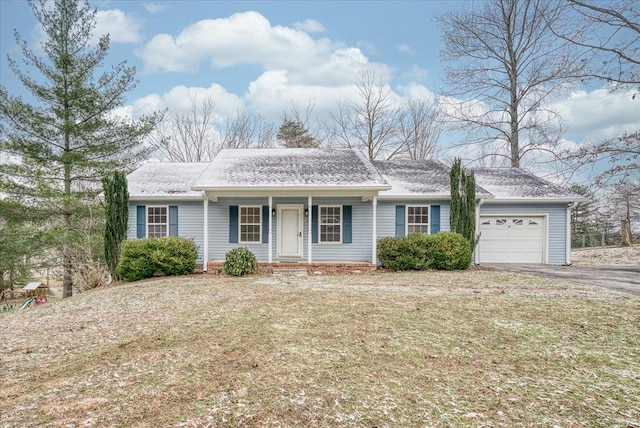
[[147, 206, 168, 237], [240, 206, 261, 243], [407, 205, 429, 233], [320, 206, 341, 243]]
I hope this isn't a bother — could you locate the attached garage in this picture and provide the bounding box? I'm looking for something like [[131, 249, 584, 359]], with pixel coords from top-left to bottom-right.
[[477, 216, 546, 263]]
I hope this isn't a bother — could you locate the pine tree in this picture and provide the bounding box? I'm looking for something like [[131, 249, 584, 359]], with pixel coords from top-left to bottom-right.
[[103, 172, 128, 281], [450, 158, 478, 249], [277, 119, 318, 148], [0, 0, 160, 297]]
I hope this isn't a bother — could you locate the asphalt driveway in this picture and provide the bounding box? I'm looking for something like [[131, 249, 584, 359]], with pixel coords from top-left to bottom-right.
[[487, 264, 640, 295]]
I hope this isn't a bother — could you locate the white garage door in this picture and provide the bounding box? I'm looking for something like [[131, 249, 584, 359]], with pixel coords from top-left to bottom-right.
[[478, 216, 545, 263]]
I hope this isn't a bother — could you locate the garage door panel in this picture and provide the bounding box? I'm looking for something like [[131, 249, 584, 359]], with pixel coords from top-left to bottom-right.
[[479, 216, 544, 263]]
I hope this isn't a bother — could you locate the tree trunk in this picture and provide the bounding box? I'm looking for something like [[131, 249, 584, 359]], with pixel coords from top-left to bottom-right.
[[620, 219, 632, 246]]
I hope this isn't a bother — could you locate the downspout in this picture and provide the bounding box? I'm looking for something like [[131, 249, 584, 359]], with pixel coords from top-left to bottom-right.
[[268, 196, 273, 264], [202, 191, 208, 272], [474, 198, 485, 265], [372, 195, 378, 265], [308, 196, 312, 264], [566, 202, 576, 265]]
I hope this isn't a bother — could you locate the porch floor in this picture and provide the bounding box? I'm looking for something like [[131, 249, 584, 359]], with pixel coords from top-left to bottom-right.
[[206, 261, 377, 275]]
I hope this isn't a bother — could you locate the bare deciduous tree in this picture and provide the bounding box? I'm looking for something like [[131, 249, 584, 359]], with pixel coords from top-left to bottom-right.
[[438, 0, 585, 167], [560, 0, 640, 88], [221, 109, 275, 150], [399, 98, 443, 160], [149, 95, 219, 162], [327, 71, 404, 160]]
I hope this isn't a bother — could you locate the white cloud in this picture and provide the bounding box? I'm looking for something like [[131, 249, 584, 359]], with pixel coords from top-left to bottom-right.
[[129, 84, 244, 121], [143, 2, 167, 14], [550, 87, 640, 142], [94, 9, 143, 44], [138, 11, 341, 74], [397, 44, 415, 55], [293, 19, 326, 34]]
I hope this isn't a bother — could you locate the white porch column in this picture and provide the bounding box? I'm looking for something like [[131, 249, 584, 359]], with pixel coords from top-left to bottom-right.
[[308, 196, 312, 264], [268, 196, 273, 263], [372, 195, 378, 265], [202, 194, 208, 272]]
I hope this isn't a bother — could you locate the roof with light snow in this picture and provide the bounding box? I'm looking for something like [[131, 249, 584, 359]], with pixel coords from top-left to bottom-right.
[[471, 168, 584, 201], [191, 148, 390, 190], [127, 162, 209, 199], [373, 159, 492, 199]]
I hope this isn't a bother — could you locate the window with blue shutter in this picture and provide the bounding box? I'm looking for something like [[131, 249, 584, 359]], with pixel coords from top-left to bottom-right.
[[169, 205, 178, 236], [136, 205, 146, 238], [395, 205, 405, 237], [229, 205, 238, 243], [343, 205, 352, 244], [430, 205, 441, 234]]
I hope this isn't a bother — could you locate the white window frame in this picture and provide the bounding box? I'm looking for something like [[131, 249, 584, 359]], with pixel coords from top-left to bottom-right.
[[319, 205, 342, 244], [239, 205, 262, 244], [406, 205, 430, 235], [147, 205, 169, 238]]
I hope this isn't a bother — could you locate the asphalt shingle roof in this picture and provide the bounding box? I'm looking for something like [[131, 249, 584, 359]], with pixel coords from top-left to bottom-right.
[[472, 167, 581, 200], [373, 159, 492, 197], [127, 162, 209, 198], [192, 148, 389, 189]]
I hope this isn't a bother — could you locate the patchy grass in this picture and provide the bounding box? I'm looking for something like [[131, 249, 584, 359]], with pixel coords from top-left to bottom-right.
[[1, 271, 639, 427]]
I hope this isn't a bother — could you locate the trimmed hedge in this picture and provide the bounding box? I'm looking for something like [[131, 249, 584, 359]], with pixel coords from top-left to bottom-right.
[[117, 237, 198, 281], [223, 247, 258, 276], [377, 232, 471, 271]]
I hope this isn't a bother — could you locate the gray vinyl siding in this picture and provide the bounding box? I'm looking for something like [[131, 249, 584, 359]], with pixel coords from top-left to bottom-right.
[[479, 203, 568, 265], [208, 196, 374, 263], [376, 200, 450, 238], [127, 201, 205, 264]]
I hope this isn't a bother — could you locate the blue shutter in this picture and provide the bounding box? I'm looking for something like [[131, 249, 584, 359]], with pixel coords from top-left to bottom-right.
[[169, 205, 178, 236], [311, 205, 318, 243], [343, 205, 352, 244], [229, 206, 238, 243], [395, 205, 405, 237], [136, 205, 146, 238], [430, 205, 440, 234], [262, 206, 269, 244]]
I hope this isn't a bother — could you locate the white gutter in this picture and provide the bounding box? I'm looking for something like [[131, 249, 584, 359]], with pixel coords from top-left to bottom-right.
[[566, 202, 577, 265], [192, 184, 391, 192]]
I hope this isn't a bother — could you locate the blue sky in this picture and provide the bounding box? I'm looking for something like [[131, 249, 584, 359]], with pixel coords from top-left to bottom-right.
[[1, 0, 639, 175]]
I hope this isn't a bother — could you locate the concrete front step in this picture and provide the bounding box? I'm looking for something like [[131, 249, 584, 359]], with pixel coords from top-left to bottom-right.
[[272, 268, 308, 277]]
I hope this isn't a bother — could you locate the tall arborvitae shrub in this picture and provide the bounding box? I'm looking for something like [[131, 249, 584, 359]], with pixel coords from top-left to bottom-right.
[[450, 158, 478, 250], [103, 172, 129, 281]]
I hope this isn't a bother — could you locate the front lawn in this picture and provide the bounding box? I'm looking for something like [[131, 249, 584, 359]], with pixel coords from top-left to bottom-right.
[[2, 271, 639, 427]]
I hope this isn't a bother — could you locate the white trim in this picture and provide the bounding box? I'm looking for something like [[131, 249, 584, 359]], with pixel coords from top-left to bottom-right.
[[318, 205, 343, 244], [239, 205, 262, 244], [203, 198, 208, 272], [405, 205, 430, 235], [277, 204, 303, 258], [372, 196, 377, 264], [566, 202, 576, 265], [482, 198, 587, 203], [146, 205, 169, 238], [130, 196, 203, 201], [202, 189, 381, 199], [192, 185, 390, 193]]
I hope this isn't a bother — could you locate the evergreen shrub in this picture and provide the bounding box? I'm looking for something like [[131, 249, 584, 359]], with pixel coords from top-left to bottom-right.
[[117, 237, 198, 281], [427, 232, 472, 270], [223, 247, 258, 276], [377, 236, 427, 271]]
